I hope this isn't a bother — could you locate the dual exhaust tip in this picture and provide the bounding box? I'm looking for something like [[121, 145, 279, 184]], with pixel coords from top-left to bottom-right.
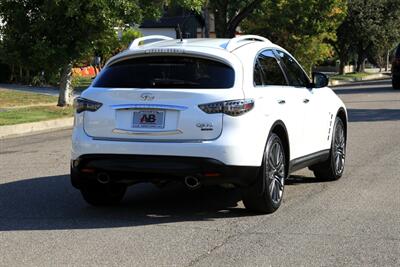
[[184, 176, 201, 190], [97, 172, 201, 189], [97, 172, 111, 184]]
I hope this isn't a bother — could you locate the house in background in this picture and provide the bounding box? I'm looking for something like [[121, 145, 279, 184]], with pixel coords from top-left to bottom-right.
[[139, 6, 215, 38]]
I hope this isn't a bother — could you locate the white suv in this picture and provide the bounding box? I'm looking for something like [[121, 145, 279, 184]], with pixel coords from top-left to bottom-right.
[[71, 35, 347, 213]]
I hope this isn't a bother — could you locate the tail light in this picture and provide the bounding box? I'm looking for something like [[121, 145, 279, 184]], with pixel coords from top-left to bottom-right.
[[198, 99, 254, 116], [74, 97, 102, 113]]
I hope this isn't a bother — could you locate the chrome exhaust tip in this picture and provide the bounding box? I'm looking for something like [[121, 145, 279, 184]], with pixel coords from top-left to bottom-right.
[[184, 176, 201, 190], [97, 172, 110, 184]]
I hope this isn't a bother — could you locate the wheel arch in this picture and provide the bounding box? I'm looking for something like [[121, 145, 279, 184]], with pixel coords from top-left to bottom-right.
[[336, 107, 348, 141], [269, 120, 290, 175]]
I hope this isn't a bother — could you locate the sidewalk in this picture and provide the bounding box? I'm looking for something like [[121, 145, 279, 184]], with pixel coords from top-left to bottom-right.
[[0, 83, 81, 97], [329, 73, 391, 86]]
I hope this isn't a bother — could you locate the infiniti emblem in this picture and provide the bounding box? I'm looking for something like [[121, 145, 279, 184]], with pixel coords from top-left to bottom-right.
[[140, 93, 155, 101]]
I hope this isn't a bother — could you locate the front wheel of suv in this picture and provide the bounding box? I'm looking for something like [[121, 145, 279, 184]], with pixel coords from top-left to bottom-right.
[[242, 133, 287, 214], [311, 117, 346, 181], [80, 183, 127, 206]]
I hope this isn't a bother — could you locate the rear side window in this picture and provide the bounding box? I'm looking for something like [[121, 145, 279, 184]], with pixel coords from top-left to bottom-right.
[[254, 50, 287, 86], [93, 56, 235, 89], [275, 50, 310, 87]]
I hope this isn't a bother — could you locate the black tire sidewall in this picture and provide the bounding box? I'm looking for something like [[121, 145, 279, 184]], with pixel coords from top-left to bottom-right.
[[329, 118, 346, 178], [262, 133, 286, 210]]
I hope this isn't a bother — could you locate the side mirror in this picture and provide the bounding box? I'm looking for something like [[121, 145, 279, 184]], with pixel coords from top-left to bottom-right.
[[311, 72, 329, 88]]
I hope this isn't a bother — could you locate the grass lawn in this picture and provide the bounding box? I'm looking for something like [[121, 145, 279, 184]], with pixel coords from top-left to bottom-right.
[[73, 76, 93, 90], [0, 106, 74, 126], [0, 89, 58, 108], [330, 72, 371, 81]]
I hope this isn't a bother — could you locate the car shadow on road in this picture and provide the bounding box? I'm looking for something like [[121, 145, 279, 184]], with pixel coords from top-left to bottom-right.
[[0, 175, 249, 231], [348, 108, 400, 122], [0, 174, 323, 231]]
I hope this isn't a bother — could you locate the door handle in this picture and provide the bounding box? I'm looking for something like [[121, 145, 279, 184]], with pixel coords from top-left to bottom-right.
[[278, 100, 286, 104], [303, 99, 310, 104]]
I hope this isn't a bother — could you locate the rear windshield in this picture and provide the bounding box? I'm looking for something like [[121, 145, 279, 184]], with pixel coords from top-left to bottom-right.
[[93, 56, 235, 89]]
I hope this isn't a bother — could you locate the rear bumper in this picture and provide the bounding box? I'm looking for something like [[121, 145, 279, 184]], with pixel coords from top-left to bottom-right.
[[71, 154, 259, 188]]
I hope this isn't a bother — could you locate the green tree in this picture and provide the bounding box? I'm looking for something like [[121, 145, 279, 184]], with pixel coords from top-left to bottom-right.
[[208, 0, 263, 38], [242, 0, 346, 73], [338, 0, 400, 72]]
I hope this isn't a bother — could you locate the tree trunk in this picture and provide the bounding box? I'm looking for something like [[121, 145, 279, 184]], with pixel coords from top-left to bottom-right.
[[385, 50, 390, 72], [339, 60, 346, 75], [58, 62, 74, 107], [19, 66, 23, 82], [10, 64, 15, 82], [356, 54, 365, 72], [25, 69, 30, 83], [225, 0, 263, 38], [202, 7, 210, 38], [214, 7, 228, 38]]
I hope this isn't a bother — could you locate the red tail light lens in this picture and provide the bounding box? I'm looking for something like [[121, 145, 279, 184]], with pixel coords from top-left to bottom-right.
[[198, 99, 254, 116], [74, 97, 103, 113]]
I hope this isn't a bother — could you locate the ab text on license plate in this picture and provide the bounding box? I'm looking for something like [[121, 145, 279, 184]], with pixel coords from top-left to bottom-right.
[[133, 110, 165, 129]]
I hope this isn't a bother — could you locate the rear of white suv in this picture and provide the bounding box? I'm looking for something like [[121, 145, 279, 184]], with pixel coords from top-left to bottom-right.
[[71, 35, 347, 213]]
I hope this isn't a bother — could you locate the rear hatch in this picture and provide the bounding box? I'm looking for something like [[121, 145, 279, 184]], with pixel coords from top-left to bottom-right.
[[82, 55, 243, 141]]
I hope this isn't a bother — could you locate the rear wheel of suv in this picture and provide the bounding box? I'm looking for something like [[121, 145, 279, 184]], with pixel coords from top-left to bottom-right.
[[393, 77, 400, 89], [311, 117, 346, 181], [242, 133, 287, 214], [80, 183, 127, 206]]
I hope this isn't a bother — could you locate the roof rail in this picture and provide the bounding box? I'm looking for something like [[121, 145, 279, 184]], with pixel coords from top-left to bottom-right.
[[226, 35, 272, 52], [129, 35, 173, 50]]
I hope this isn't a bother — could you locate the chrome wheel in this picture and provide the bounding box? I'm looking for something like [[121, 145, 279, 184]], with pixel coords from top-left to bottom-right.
[[267, 140, 285, 204], [334, 121, 346, 175]]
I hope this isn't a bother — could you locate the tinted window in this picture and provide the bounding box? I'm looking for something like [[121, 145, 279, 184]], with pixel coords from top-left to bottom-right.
[[94, 56, 235, 88], [254, 50, 287, 86], [275, 51, 310, 87]]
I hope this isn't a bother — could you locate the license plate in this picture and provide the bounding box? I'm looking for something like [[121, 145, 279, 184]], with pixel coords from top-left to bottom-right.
[[133, 110, 165, 129]]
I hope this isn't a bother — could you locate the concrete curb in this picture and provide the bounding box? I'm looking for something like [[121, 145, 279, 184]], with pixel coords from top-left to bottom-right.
[[0, 117, 73, 139], [329, 73, 390, 86]]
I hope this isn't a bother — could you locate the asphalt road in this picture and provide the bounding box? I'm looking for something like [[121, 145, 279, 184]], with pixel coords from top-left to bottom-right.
[[1, 79, 399, 266]]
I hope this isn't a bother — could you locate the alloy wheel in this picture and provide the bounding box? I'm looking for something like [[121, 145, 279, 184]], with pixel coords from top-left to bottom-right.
[[267, 140, 285, 204], [334, 122, 346, 175]]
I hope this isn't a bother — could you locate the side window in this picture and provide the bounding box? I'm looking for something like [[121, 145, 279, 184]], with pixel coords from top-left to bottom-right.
[[253, 50, 287, 86], [275, 50, 310, 87]]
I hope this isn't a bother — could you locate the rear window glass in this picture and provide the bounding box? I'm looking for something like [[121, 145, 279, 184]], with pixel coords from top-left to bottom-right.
[[93, 56, 235, 89]]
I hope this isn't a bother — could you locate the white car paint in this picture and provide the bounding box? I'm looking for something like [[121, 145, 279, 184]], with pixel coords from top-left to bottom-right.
[[72, 36, 346, 168]]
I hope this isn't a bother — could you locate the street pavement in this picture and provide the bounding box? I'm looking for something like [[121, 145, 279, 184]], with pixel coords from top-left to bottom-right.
[[0, 79, 399, 266]]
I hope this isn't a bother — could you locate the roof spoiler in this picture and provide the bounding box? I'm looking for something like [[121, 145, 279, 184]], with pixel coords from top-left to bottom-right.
[[129, 35, 173, 50]]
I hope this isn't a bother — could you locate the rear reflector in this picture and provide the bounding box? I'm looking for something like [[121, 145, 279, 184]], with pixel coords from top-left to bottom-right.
[[198, 99, 254, 116], [204, 172, 221, 177], [81, 168, 95, 173]]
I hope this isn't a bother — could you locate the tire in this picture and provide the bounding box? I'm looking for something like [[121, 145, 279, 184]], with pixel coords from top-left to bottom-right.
[[311, 117, 346, 181], [393, 77, 400, 89], [242, 133, 287, 214], [80, 183, 127, 206]]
